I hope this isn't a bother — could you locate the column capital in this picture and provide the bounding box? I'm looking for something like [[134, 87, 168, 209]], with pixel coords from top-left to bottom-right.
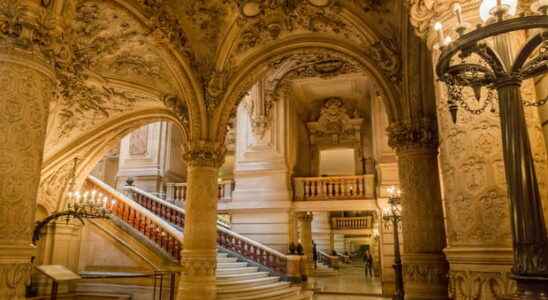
[[0, 0, 62, 64], [296, 212, 313, 223], [183, 141, 225, 168], [387, 118, 438, 153]]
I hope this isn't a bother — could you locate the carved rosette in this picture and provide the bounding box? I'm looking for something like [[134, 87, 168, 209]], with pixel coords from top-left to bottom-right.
[[183, 142, 226, 169], [387, 118, 438, 153], [181, 256, 217, 277]]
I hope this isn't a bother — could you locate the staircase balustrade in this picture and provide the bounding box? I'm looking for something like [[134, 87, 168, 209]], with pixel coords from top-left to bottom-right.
[[293, 175, 375, 201], [120, 180, 294, 277], [165, 180, 234, 204], [318, 250, 339, 270], [331, 216, 374, 230], [85, 176, 183, 260]]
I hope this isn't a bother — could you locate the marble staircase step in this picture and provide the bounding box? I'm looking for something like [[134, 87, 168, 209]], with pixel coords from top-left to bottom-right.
[[216, 271, 270, 282], [217, 266, 260, 275], [217, 262, 249, 269], [217, 276, 280, 289], [218, 286, 301, 300], [218, 256, 239, 263], [218, 281, 291, 297]]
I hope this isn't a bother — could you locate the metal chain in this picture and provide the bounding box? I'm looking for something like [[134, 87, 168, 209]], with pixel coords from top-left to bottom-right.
[[523, 94, 548, 107]]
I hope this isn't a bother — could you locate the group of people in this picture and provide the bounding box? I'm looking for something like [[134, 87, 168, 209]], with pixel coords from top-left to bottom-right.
[[311, 241, 375, 279]]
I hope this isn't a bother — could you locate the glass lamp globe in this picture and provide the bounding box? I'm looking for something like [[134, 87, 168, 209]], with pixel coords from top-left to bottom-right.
[[479, 0, 518, 21]]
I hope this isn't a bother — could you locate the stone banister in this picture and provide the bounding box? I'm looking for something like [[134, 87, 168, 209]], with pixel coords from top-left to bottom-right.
[[331, 216, 374, 230], [122, 181, 296, 278], [85, 176, 183, 260], [293, 175, 375, 201], [165, 180, 234, 204], [318, 250, 340, 270]]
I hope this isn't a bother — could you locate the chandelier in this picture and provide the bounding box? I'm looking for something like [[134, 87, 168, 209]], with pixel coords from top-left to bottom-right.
[[435, 0, 548, 298], [32, 158, 113, 245]]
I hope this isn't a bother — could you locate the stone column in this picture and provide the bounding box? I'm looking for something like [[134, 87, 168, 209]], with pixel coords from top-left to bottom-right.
[[296, 212, 314, 275], [0, 1, 57, 298], [177, 144, 224, 300], [388, 120, 449, 300]]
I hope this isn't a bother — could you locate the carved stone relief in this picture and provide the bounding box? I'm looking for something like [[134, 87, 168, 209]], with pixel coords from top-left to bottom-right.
[[307, 97, 363, 146], [129, 126, 149, 156], [448, 270, 516, 300]]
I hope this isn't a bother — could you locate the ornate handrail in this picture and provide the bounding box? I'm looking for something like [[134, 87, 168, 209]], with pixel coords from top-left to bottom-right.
[[293, 175, 375, 201], [318, 250, 340, 270], [124, 183, 288, 275], [85, 176, 183, 260], [165, 180, 234, 204], [331, 216, 374, 230]]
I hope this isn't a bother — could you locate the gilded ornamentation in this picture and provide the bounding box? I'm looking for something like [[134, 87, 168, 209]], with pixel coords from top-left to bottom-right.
[[404, 263, 448, 284], [365, 31, 401, 84], [407, 0, 438, 38], [181, 257, 217, 277], [235, 1, 364, 53], [0, 263, 32, 298], [387, 118, 438, 151], [448, 270, 516, 299], [307, 97, 363, 145], [0, 62, 53, 242], [183, 142, 226, 168]]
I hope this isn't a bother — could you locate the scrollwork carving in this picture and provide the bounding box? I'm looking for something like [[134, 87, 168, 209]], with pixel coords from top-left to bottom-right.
[[387, 118, 438, 152]]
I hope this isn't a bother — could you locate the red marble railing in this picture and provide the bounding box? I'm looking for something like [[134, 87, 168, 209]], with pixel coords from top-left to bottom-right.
[[164, 180, 234, 204], [85, 176, 183, 261], [125, 184, 289, 275], [218, 227, 287, 274]]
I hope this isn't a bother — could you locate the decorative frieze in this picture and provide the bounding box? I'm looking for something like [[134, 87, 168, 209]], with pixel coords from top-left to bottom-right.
[[387, 118, 438, 152], [403, 262, 448, 285], [181, 257, 217, 277], [448, 270, 516, 299]]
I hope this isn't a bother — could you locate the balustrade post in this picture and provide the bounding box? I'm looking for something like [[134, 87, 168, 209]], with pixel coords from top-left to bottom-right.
[[177, 145, 224, 300]]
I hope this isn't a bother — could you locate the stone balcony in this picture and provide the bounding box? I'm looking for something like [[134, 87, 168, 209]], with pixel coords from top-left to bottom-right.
[[293, 175, 375, 201]]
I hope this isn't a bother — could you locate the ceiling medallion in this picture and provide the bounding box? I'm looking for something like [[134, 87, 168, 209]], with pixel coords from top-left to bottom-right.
[[308, 0, 331, 7], [240, 0, 262, 17]]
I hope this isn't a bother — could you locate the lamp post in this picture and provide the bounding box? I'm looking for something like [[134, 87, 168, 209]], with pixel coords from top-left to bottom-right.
[[383, 186, 404, 300], [435, 0, 548, 298]]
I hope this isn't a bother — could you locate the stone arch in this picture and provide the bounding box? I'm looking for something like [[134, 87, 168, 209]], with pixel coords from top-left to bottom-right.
[[211, 36, 402, 143], [38, 108, 183, 213]]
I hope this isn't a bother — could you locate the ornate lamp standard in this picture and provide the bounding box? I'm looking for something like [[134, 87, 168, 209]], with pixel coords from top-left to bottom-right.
[[435, 0, 548, 298], [383, 186, 404, 300]]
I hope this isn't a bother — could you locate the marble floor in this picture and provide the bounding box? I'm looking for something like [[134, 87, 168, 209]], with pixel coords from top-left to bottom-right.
[[308, 261, 383, 297]]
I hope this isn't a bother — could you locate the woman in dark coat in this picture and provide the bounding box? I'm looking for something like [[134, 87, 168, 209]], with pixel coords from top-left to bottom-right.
[[312, 242, 318, 269]]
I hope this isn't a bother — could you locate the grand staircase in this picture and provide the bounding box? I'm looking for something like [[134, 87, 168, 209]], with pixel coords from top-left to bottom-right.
[[85, 176, 312, 300]]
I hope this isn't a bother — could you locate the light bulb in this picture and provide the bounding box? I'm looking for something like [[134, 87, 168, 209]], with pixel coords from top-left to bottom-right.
[[434, 22, 443, 31], [444, 36, 453, 45]]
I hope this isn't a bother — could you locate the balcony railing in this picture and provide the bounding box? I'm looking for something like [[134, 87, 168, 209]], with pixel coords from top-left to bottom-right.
[[331, 216, 374, 230], [164, 180, 234, 205], [85, 176, 183, 260], [293, 175, 374, 201]]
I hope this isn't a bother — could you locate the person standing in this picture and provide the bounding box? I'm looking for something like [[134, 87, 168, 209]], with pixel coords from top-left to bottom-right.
[[364, 250, 373, 278], [312, 242, 318, 269]]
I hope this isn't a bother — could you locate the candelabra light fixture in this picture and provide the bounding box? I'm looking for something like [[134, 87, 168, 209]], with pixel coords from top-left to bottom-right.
[[32, 158, 113, 245], [383, 186, 403, 300], [435, 0, 548, 298]]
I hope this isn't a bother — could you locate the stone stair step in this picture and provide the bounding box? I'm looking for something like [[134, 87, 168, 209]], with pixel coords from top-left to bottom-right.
[[218, 281, 291, 296], [218, 257, 239, 263], [217, 276, 279, 288], [218, 286, 301, 300], [216, 266, 259, 275], [216, 272, 270, 282], [217, 253, 229, 258], [217, 262, 249, 269]]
